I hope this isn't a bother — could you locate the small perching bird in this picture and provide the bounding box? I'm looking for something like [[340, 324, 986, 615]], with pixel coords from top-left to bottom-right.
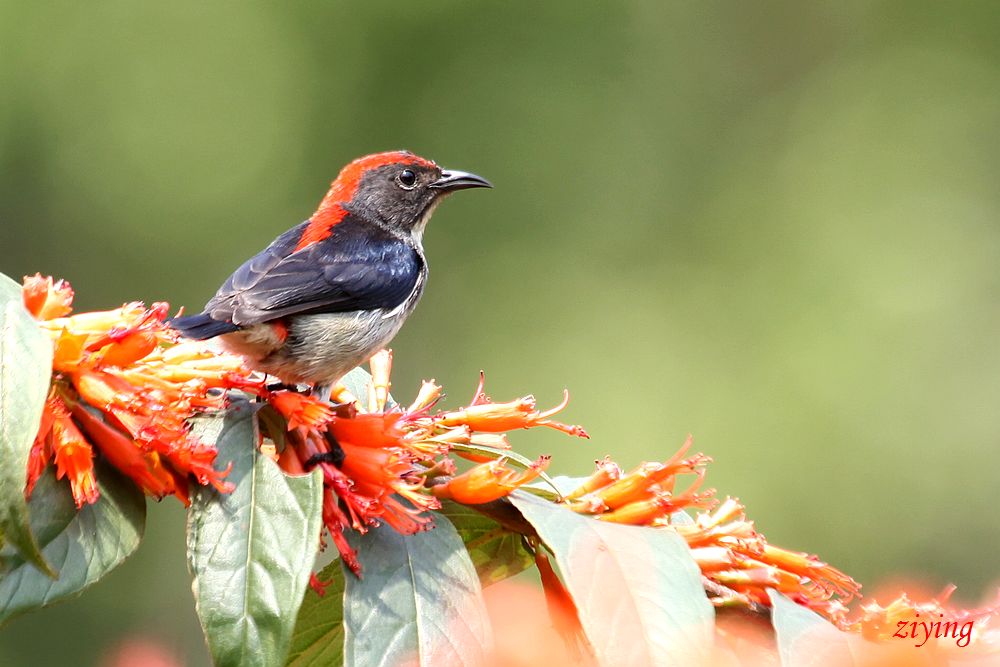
[[171, 150, 490, 388]]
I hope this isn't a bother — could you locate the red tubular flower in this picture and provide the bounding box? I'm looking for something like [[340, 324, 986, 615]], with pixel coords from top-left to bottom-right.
[[431, 456, 551, 504], [72, 403, 184, 503], [328, 412, 407, 450], [338, 441, 438, 526], [25, 396, 59, 498]]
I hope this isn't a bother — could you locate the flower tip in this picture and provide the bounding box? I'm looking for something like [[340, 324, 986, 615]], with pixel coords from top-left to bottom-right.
[[471, 371, 488, 405], [22, 273, 75, 320]]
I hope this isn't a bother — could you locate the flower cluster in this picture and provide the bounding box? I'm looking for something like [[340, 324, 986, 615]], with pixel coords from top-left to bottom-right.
[[556, 440, 861, 624], [31, 273, 979, 642], [266, 350, 589, 576], [850, 586, 1000, 650], [24, 274, 256, 507], [21, 274, 590, 583], [561, 437, 714, 524], [680, 497, 860, 623]]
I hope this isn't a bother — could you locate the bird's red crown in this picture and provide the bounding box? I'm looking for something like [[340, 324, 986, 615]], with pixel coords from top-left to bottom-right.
[[295, 150, 437, 251]]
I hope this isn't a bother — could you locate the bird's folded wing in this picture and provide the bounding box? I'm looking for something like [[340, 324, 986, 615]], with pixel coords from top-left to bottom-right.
[[205, 229, 421, 326]]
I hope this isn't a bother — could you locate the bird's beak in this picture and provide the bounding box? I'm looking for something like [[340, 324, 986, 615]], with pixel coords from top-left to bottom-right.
[[429, 169, 493, 192]]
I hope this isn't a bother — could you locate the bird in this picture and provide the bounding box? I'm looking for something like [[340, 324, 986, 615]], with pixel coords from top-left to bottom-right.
[[171, 150, 491, 393]]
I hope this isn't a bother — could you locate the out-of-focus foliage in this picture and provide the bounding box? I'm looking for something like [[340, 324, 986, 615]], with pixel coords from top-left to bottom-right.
[[1, 1, 999, 664]]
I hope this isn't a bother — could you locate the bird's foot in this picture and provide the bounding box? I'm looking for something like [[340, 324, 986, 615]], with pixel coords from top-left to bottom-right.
[[303, 431, 346, 470]]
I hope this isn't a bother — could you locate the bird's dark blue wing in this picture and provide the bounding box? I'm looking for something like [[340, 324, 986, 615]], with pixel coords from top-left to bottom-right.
[[204, 220, 422, 326]]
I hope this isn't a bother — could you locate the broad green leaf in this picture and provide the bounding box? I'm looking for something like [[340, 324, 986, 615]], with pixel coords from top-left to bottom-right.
[[437, 499, 533, 586], [187, 401, 324, 667], [338, 367, 374, 404], [343, 515, 493, 667], [286, 560, 346, 667], [510, 492, 715, 667], [0, 272, 54, 576], [0, 461, 145, 625]]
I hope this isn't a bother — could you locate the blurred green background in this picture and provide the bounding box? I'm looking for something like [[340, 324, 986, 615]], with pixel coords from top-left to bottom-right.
[[2, 1, 999, 664]]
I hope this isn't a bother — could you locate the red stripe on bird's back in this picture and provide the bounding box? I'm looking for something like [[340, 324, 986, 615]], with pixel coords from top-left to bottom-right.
[[294, 150, 437, 252]]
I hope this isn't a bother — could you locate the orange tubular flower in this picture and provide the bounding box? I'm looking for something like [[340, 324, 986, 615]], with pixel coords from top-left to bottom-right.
[[94, 331, 159, 368], [51, 411, 99, 508], [269, 391, 335, 430], [437, 375, 588, 438], [431, 456, 551, 504], [595, 473, 714, 525], [438, 393, 589, 437], [566, 437, 710, 514], [565, 456, 621, 500], [22, 273, 74, 320]]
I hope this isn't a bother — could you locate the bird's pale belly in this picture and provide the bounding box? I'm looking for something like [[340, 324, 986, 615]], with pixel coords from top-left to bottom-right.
[[217, 308, 408, 385]]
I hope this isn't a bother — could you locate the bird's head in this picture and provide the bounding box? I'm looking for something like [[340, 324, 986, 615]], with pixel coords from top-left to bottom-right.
[[301, 151, 491, 248]]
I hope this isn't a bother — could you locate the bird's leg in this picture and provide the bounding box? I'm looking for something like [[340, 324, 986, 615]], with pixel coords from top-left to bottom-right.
[[312, 382, 336, 403], [266, 380, 309, 393], [303, 430, 346, 470]]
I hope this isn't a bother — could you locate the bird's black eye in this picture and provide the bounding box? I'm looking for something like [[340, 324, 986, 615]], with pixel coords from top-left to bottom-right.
[[398, 169, 417, 188]]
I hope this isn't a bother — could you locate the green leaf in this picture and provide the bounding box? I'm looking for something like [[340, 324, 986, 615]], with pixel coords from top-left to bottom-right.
[[0, 461, 146, 625], [437, 499, 533, 586], [187, 401, 324, 667], [338, 367, 373, 404], [768, 589, 859, 666], [286, 560, 346, 667], [342, 514, 493, 667], [0, 272, 55, 577], [509, 491, 715, 667]]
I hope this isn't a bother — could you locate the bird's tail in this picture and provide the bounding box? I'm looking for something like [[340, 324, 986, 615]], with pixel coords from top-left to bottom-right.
[[170, 313, 240, 340]]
